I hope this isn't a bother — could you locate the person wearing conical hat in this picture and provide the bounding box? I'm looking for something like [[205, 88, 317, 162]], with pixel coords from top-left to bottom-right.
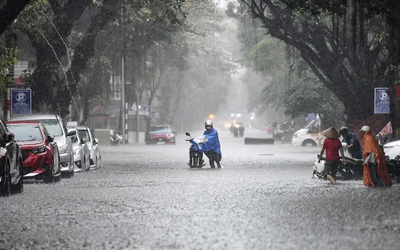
[[318, 126, 346, 184]]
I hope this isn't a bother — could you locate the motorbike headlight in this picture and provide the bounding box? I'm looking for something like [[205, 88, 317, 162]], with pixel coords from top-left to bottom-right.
[[32, 145, 46, 154]]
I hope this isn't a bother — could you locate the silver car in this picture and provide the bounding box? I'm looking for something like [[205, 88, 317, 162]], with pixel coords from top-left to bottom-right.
[[10, 114, 75, 178], [67, 128, 90, 172], [74, 126, 101, 169]]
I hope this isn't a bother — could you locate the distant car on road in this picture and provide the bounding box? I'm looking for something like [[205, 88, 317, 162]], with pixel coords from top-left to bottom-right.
[[6, 121, 60, 183], [10, 114, 75, 177], [145, 125, 176, 145], [0, 118, 23, 196]]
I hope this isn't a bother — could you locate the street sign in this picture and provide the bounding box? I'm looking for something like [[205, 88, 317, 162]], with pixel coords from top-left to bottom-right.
[[374, 87, 390, 114], [11, 89, 31, 115]]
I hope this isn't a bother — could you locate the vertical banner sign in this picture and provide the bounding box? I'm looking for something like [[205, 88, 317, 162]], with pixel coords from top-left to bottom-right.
[[374, 87, 390, 114], [11, 89, 32, 115]]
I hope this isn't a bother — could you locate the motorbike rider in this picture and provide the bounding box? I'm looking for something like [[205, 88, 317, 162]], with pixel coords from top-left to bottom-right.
[[200, 120, 222, 168], [339, 127, 363, 159]]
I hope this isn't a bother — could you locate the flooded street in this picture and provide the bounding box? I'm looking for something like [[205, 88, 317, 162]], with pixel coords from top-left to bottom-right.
[[1, 129, 399, 250]]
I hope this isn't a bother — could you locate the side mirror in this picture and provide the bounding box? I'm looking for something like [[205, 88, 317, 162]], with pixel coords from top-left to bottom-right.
[[67, 129, 76, 137], [185, 132, 190, 136], [4, 132, 14, 143], [94, 138, 99, 144], [47, 135, 54, 142], [80, 137, 86, 144]]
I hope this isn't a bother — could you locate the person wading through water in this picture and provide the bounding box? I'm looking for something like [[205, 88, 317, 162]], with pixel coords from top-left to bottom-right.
[[318, 126, 346, 184]]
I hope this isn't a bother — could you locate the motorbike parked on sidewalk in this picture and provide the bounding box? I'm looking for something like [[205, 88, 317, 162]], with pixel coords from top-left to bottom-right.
[[312, 154, 364, 180], [185, 132, 207, 168]]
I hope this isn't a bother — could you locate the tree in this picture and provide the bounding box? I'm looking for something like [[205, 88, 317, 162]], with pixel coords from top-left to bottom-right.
[[11, 0, 188, 121], [0, 0, 32, 35], [239, 0, 395, 131]]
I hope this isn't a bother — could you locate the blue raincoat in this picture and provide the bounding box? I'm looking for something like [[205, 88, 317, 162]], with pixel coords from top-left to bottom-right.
[[200, 128, 222, 157]]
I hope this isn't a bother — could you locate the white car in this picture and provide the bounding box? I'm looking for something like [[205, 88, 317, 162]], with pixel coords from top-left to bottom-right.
[[291, 119, 325, 147], [383, 140, 400, 160], [74, 126, 102, 170], [67, 128, 90, 172]]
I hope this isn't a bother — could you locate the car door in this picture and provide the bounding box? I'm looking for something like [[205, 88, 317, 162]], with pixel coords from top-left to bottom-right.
[[0, 119, 18, 179]]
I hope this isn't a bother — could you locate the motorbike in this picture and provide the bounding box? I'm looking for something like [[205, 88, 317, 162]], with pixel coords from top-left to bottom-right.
[[185, 132, 207, 168], [384, 155, 400, 183], [110, 129, 123, 146], [312, 154, 364, 180]]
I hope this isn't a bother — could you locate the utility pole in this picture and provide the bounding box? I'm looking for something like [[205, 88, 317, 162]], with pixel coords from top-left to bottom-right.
[[121, 0, 127, 145]]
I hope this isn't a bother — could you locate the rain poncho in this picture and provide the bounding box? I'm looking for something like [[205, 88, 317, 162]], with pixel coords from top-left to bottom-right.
[[362, 132, 392, 187], [200, 128, 222, 157]]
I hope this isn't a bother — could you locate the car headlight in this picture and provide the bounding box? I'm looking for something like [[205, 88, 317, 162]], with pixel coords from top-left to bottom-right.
[[32, 145, 46, 154], [59, 144, 68, 154], [73, 148, 81, 155]]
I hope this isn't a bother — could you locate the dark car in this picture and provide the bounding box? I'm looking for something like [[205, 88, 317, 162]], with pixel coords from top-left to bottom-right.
[[0, 118, 23, 196], [6, 121, 60, 183], [145, 125, 176, 145]]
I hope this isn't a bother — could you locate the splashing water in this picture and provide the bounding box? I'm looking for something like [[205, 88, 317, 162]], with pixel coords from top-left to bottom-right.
[[38, 10, 82, 120]]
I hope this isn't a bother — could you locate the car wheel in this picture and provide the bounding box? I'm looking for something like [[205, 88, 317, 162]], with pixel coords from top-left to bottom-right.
[[302, 139, 317, 147], [44, 164, 55, 183], [96, 154, 102, 169], [70, 155, 74, 177], [1, 163, 11, 196], [12, 159, 23, 193], [85, 156, 90, 172], [65, 156, 74, 178]]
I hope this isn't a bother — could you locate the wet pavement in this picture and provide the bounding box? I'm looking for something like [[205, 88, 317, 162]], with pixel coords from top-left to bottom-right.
[[1, 129, 399, 250]]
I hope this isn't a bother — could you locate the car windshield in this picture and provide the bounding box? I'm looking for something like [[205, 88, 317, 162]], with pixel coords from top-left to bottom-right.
[[150, 127, 172, 134], [78, 129, 91, 142], [39, 119, 63, 136], [8, 124, 43, 142]]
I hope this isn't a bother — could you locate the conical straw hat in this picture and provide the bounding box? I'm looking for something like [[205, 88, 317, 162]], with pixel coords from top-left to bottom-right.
[[322, 126, 340, 139]]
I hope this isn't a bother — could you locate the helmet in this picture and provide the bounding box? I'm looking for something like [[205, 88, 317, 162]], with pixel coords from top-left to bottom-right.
[[205, 120, 213, 129], [359, 125, 371, 132], [339, 127, 348, 136]]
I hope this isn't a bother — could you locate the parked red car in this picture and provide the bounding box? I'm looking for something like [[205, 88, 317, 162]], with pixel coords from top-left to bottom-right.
[[145, 125, 176, 145], [6, 121, 60, 183]]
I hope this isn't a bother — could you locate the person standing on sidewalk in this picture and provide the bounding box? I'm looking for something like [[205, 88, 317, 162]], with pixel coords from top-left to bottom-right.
[[318, 127, 346, 184]]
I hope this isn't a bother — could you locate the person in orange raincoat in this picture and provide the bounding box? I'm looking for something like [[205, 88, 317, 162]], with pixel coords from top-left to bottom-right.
[[359, 125, 392, 187]]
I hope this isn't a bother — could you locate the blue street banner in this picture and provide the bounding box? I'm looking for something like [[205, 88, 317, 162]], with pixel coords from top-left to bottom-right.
[[374, 87, 390, 114], [11, 89, 31, 115]]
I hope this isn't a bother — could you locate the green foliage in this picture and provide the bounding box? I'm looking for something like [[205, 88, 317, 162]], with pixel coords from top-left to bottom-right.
[[0, 45, 18, 91], [283, 77, 344, 127]]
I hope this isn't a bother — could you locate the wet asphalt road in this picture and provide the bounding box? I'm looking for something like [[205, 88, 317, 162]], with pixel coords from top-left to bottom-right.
[[1, 129, 399, 250]]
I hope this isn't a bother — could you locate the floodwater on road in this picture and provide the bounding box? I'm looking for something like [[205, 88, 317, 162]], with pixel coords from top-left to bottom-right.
[[1, 128, 399, 250]]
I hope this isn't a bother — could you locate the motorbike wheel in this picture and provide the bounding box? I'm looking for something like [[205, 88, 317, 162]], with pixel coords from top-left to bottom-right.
[[193, 157, 198, 168]]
